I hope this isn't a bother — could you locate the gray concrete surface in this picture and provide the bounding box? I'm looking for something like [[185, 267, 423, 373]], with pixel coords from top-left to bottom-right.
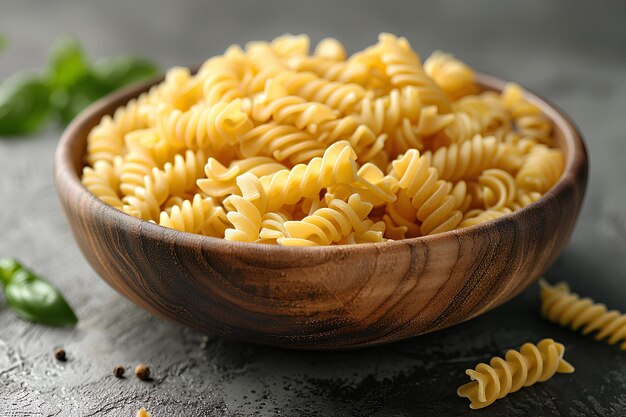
[[1, 1, 625, 415]]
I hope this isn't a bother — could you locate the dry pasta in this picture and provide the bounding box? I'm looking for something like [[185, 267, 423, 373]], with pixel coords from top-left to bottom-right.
[[457, 338, 574, 409], [82, 33, 565, 244], [540, 280, 626, 350]]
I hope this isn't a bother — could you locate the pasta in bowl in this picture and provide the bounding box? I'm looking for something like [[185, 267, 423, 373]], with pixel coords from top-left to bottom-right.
[[55, 34, 587, 349]]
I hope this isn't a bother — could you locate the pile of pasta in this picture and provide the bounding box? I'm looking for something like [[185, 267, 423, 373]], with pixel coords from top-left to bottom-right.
[[82, 33, 564, 245]]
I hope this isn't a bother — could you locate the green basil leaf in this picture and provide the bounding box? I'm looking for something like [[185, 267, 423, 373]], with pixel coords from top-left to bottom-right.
[[0, 74, 52, 136], [0, 258, 22, 286], [92, 56, 158, 91], [52, 72, 109, 125], [0, 35, 7, 53], [47, 36, 89, 89], [0, 259, 78, 326]]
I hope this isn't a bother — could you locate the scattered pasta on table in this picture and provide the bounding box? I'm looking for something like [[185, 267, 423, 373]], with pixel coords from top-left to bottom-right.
[[136, 408, 152, 417], [457, 338, 574, 409], [82, 33, 565, 245], [540, 280, 626, 350]]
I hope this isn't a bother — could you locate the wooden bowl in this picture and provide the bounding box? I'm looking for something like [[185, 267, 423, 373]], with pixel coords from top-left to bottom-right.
[[54, 73, 588, 349]]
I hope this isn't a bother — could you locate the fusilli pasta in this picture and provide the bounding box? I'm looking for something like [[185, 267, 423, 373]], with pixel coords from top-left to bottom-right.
[[81, 33, 565, 244], [540, 280, 626, 350], [457, 338, 574, 409]]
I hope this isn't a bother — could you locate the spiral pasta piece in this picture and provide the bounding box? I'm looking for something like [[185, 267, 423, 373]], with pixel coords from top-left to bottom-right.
[[158, 193, 228, 236], [378, 33, 451, 113], [161, 149, 207, 197], [387, 109, 455, 156], [270, 34, 310, 59], [290, 57, 369, 85], [381, 213, 409, 240], [448, 180, 473, 212], [478, 168, 516, 210], [516, 147, 563, 193], [81, 161, 123, 210], [357, 86, 425, 132], [250, 79, 337, 132], [327, 162, 398, 208], [390, 149, 462, 235], [202, 67, 246, 106], [124, 127, 181, 167], [238, 122, 325, 165], [198, 156, 286, 198], [122, 168, 169, 221], [258, 211, 292, 243], [260, 141, 359, 212], [156, 66, 203, 111], [314, 37, 347, 61], [118, 152, 157, 196], [224, 173, 268, 242], [424, 51, 479, 100], [86, 95, 153, 165], [121, 149, 207, 221], [315, 116, 386, 166], [459, 208, 512, 228], [287, 37, 368, 85], [155, 100, 252, 154], [502, 83, 553, 145], [423, 135, 503, 182], [275, 70, 369, 115], [457, 338, 574, 409], [455, 91, 511, 135], [384, 190, 421, 238], [511, 188, 543, 210], [540, 280, 626, 349], [279, 194, 376, 246]]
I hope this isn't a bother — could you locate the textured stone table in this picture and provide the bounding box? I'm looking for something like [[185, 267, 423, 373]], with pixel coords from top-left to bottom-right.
[[1, 1, 625, 416]]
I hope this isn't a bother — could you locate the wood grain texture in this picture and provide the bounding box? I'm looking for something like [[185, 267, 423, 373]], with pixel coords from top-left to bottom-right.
[[54, 73, 588, 349]]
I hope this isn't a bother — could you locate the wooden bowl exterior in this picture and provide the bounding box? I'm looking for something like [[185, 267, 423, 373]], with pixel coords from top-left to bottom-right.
[[54, 73, 588, 349]]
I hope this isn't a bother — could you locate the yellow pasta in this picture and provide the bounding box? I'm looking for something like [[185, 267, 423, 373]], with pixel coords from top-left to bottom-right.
[[136, 408, 152, 417], [82, 160, 124, 210], [260, 141, 359, 212], [158, 193, 228, 236], [516, 147, 564, 193], [239, 122, 326, 165], [478, 168, 517, 210], [390, 149, 462, 235], [424, 51, 479, 100], [457, 338, 574, 409], [422, 135, 503, 182], [258, 210, 292, 243], [540, 280, 626, 350], [155, 100, 251, 158], [198, 156, 286, 198], [223, 173, 268, 242], [502, 83, 553, 145], [81, 33, 564, 244], [377, 34, 451, 113], [250, 79, 337, 132], [279, 194, 378, 246]]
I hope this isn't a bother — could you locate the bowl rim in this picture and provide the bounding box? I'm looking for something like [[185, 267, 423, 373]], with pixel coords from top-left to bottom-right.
[[55, 71, 588, 255]]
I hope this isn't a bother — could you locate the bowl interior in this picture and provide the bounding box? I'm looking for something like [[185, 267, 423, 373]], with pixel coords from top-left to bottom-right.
[[58, 72, 585, 248]]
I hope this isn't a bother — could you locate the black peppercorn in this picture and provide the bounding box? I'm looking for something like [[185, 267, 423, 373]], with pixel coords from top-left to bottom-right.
[[113, 365, 125, 378], [54, 348, 66, 361]]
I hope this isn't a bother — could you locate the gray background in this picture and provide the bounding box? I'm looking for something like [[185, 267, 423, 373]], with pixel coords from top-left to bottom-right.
[[1, 1, 626, 416]]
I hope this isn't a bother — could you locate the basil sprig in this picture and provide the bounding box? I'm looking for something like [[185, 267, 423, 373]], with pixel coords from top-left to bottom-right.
[[0, 258, 78, 326], [0, 35, 158, 136]]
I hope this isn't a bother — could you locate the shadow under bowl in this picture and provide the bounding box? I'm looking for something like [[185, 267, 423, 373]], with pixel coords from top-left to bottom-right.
[[54, 72, 588, 350]]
